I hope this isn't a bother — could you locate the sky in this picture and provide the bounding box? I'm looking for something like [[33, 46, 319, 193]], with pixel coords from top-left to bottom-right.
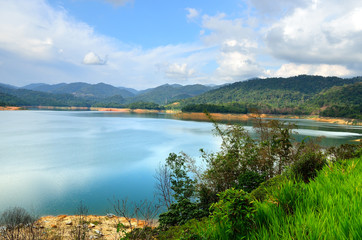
[[1, 0, 362, 89]]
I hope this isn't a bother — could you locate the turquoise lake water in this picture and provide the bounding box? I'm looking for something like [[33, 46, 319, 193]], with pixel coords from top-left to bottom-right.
[[0, 110, 361, 216]]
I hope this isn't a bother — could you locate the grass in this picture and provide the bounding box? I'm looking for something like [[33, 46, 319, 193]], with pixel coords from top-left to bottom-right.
[[158, 156, 361, 239], [250, 157, 362, 239]]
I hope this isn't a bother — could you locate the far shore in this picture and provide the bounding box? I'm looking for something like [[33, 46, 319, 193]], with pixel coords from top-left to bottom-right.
[[1, 105, 361, 126]]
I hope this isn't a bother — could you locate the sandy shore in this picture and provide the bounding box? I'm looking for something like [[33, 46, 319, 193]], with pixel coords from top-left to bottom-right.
[[1, 106, 361, 126], [35, 214, 156, 240], [0, 106, 24, 110]]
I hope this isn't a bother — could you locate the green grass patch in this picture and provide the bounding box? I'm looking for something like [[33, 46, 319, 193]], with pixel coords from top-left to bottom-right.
[[250, 157, 362, 239]]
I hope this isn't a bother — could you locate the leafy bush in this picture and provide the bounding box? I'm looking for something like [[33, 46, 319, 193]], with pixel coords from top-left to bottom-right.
[[291, 152, 326, 183], [236, 170, 266, 193], [328, 143, 362, 161], [210, 188, 255, 239], [249, 175, 287, 202], [158, 199, 206, 228]]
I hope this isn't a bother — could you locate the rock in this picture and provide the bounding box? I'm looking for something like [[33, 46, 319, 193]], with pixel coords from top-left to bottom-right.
[[88, 223, 96, 228], [106, 213, 115, 218], [65, 221, 72, 226], [51, 224, 57, 228], [94, 229, 104, 236]]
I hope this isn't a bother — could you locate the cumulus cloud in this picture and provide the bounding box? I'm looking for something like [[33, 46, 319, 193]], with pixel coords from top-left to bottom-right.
[[265, 0, 362, 71], [270, 63, 352, 78], [1, 0, 362, 88], [164, 63, 196, 80], [186, 8, 199, 21], [198, 13, 262, 82], [201, 13, 255, 46], [83, 52, 106, 65], [0, 0, 214, 88], [216, 40, 263, 82]]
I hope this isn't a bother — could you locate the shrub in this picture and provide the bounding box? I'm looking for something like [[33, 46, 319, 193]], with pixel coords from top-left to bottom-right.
[[249, 175, 287, 202], [291, 152, 326, 183], [210, 188, 255, 239], [0, 207, 36, 228], [158, 199, 207, 228], [236, 170, 266, 193], [0, 207, 39, 240], [328, 143, 362, 161]]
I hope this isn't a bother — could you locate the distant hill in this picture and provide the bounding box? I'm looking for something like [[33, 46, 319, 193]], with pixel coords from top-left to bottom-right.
[[0, 83, 18, 89], [22, 83, 48, 90], [0, 85, 91, 107], [182, 75, 361, 107], [180, 75, 362, 119], [2, 75, 361, 119], [310, 82, 362, 119], [130, 84, 215, 105], [21, 82, 135, 99], [118, 87, 139, 95]]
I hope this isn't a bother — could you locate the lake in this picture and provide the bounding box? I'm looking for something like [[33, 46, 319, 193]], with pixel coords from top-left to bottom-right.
[[0, 110, 361, 216]]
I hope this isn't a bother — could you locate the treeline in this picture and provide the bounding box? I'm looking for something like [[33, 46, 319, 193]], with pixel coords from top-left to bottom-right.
[[182, 102, 249, 114], [0, 86, 164, 110]]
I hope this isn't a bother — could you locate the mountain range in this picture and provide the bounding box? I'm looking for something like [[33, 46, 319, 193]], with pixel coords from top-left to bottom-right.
[[0, 82, 216, 106], [1, 75, 361, 119]]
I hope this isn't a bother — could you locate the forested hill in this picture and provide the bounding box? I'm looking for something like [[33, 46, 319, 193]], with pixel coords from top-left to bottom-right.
[[180, 75, 362, 119], [129, 84, 214, 105], [22, 82, 135, 99], [0, 86, 92, 107], [1, 75, 361, 119], [311, 82, 362, 119], [182, 75, 361, 105]]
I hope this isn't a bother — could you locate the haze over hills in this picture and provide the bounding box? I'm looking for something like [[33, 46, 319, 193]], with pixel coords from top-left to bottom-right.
[[22, 82, 135, 99], [0, 81, 217, 107]]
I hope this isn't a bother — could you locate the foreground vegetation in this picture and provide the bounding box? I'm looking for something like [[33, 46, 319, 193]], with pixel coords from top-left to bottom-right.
[[1, 117, 361, 239]]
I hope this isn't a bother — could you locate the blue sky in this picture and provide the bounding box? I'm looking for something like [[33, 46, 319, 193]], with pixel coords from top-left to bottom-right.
[[1, 0, 362, 89]]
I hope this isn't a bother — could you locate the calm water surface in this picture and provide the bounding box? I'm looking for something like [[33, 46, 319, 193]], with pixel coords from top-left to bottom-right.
[[0, 110, 361, 215]]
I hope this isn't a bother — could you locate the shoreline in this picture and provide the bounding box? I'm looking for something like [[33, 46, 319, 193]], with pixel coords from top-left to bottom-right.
[[1, 105, 361, 126], [35, 214, 156, 239]]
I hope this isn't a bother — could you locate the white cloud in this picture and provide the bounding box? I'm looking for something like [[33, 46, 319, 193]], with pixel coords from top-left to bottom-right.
[[186, 8, 199, 21], [201, 13, 255, 46], [0, 0, 215, 88], [270, 63, 352, 78], [215, 40, 263, 82], [0, 0, 117, 64], [164, 63, 196, 80], [199, 14, 262, 82], [265, 0, 362, 71], [1, 0, 362, 89], [83, 52, 106, 65]]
